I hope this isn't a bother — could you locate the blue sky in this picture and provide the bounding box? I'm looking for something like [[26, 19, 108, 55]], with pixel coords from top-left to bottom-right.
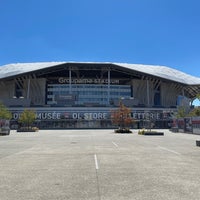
[[1, 0, 200, 79]]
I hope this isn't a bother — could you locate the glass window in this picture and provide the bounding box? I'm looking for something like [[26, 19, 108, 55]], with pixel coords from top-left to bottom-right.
[[47, 83, 131, 106]]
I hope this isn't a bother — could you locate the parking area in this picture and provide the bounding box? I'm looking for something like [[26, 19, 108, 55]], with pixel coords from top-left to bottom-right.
[[0, 129, 200, 200]]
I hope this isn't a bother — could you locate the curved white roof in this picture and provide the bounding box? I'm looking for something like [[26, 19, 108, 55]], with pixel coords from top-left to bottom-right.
[[114, 63, 200, 85], [0, 61, 200, 85], [0, 62, 65, 79]]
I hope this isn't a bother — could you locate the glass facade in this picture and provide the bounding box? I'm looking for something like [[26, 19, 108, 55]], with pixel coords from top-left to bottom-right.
[[46, 84, 131, 106], [10, 108, 174, 130]]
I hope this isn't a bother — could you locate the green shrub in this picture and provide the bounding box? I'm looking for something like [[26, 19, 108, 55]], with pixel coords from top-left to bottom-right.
[[0, 103, 12, 119], [17, 126, 39, 132], [138, 128, 145, 135]]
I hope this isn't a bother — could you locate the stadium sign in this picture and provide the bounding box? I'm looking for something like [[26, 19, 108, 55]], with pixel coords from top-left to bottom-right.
[[58, 77, 119, 84], [12, 111, 108, 120], [12, 110, 172, 121]]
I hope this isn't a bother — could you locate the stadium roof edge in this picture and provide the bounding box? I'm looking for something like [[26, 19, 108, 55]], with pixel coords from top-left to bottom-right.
[[112, 62, 200, 85], [0, 61, 200, 85]]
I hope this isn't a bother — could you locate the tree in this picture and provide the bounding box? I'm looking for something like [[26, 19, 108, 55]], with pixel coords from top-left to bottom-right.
[[176, 106, 188, 118], [196, 93, 200, 101], [18, 109, 36, 129], [0, 103, 12, 119], [188, 107, 200, 117], [111, 102, 134, 132]]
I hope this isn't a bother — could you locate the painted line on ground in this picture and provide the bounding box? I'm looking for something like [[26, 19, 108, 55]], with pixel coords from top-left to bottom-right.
[[94, 154, 99, 170], [158, 146, 181, 155], [112, 141, 119, 147]]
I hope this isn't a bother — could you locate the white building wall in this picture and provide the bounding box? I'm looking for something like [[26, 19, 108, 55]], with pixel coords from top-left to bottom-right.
[[0, 81, 15, 99], [132, 79, 154, 107], [27, 78, 46, 106], [161, 83, 180, 107]]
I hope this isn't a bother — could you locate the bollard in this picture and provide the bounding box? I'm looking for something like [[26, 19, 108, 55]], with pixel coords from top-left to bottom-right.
[[196, 140, 200, 147]]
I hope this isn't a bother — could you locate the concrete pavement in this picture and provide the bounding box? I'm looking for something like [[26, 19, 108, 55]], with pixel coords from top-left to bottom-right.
[[0, 129, 200, 200]]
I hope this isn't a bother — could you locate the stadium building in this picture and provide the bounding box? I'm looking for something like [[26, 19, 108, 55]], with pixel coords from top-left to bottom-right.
[[0, 62, 200, 129]]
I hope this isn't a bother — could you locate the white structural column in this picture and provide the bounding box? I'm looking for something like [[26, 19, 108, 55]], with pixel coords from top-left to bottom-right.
[[182, 88, 185, 97], [27, 78, 30, 99], [69, 67, 72, 94], [107, 68, 111, 105], [146, 79, 150, 106]]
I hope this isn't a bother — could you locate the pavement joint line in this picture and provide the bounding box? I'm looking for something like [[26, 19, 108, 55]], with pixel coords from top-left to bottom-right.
[[94, 154, 99, 170], [158, 146, 181, 155], [112, 141, 118, 147]]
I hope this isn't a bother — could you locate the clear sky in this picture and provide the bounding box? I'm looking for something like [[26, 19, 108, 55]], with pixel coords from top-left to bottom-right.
[[1, 0, 200, 79]]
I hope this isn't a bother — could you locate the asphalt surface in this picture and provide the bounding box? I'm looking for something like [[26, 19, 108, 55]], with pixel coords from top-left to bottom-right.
[[0, 129, 200, 200]]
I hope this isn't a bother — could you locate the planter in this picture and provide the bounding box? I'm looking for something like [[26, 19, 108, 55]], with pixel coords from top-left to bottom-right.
[[196, 140, 200, 147], [0, 128, 10, 135], [17, 129, 37, 132], [114, 129, 132, 134], [143, 131, 164, 136], [17, 127, 39, 132]]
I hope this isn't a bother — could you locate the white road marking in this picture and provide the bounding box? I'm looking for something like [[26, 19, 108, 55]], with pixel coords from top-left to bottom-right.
[[158, 146, 181, 155], [94, 154, 99, 170], [112, 141, 119, 147]]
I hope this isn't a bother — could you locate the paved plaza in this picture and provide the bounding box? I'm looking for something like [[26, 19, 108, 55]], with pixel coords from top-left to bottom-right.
[[0, 129, 200, 200]]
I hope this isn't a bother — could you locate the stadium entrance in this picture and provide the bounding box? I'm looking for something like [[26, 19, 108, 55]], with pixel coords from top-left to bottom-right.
[[10, 108, 174, 129]]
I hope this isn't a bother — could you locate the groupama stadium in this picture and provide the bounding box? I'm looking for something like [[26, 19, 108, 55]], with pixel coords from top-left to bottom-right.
[[0, 62, 200, 129]]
